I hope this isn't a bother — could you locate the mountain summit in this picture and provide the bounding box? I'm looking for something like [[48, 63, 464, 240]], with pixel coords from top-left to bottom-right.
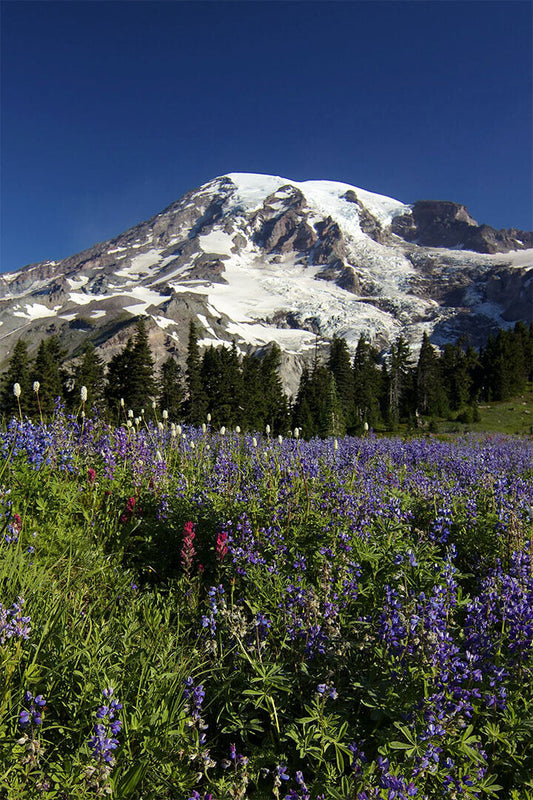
[[0, 173, 531, 390]]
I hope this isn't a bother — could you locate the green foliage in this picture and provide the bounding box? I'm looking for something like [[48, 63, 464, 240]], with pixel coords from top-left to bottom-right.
[[128, 318, 157, 412], [104, 320, 157, 417], [352, 334, 384, 431], [70, 343, 106, 414], [329, 335, 355, 431], [184, 321, 208, 425], [105, 338, 135, 416], [30, 337, 68, 416], [0, 341, 32, 419], [0, 421, 532, 798], [416, 332, 447, 417], [157, 356, 184, 421]]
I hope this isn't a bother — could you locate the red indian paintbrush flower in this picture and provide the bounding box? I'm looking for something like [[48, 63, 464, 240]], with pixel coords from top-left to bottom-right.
[[216, 531, 228, 562], [181, 521, 196, 577]]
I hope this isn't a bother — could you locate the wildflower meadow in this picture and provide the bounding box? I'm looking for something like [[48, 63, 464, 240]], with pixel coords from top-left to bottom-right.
[[0, 407, 532, 799]]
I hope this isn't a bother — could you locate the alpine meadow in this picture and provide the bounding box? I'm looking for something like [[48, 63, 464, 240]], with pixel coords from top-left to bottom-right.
[[0, 359, 532, 797]]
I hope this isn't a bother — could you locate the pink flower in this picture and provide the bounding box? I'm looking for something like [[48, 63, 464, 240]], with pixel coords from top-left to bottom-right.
[[181, 522, 196, 577], [216, 531, 228, 562]]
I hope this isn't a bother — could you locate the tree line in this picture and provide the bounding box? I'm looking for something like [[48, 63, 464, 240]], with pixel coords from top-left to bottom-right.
[[295, 321, 532, 437], [0, 318, 531, 436]]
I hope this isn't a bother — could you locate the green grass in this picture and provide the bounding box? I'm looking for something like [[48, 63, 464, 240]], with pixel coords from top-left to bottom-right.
[[418, 386, 533, 437], [471, 387, 533, 435]]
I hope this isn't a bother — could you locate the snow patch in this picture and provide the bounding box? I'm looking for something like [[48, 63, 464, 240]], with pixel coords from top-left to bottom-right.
[[67, 276, 89, 289], [152, 315, 174, 330], [121, 285, 166, 315], [225, 321, 316, 352], [68, 292, 95, 306], [197, 313, 218, 338], [13, 303, 61, 320], [198, 230, 234, 256], [124, 303, 148, 315], [116, 248, 163, 277]]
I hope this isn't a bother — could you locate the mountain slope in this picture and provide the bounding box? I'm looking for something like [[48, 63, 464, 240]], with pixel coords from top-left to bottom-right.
[[0, 173, 531, 392]]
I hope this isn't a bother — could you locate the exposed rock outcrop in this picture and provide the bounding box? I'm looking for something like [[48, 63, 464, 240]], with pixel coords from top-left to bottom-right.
[[311, 218, 346, 264], [392, 200, 532, 253]]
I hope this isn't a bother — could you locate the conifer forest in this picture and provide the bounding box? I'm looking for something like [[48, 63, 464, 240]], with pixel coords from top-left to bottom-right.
[[1, 319, 532, 436]]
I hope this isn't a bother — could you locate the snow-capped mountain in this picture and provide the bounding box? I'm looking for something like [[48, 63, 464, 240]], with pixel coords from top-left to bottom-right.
[[0, 173, 531, 392]]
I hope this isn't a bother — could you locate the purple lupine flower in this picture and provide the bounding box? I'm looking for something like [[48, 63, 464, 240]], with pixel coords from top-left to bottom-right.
[[0, 597, 31, 645], [183, 677, 206, 722], [88, 689, 122, 766], [274, 764, 290, 787], [19, 691, 46, 728], [255, 612, 272, 639], [316, 683, 338, 700]]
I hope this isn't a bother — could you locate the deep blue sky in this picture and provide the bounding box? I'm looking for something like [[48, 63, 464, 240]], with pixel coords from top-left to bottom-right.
[[1, 0, 531, 271]]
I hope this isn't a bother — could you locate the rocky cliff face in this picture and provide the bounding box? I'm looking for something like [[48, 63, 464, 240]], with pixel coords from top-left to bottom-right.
[[392, 200, 532, 253], [0, 173, 531, 393]]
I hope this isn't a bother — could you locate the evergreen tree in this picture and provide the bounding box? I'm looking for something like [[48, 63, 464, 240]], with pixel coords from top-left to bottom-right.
[[105, 338, 135, 415], [320, 372, 345, 437], [415, 332, 447, 417], [259, 343, 289, 435], [353, 335, 383, 430], [527, 323, 533, 384], [328, 336, 355, 431], [0, 339, 32, 418], [158, 357, 184, 420], [71, 343, 106, 413], [293, 368, 313, 437], [31, 336, 67, 416], [129, 318, 157, 412], [205, 344, 242, 428], [482, 332, 511, 402], [440, 343, 471, 412], [386, 335, 414, 427], [507, 322, 531, 395], [104, 320, 157, 415], [464, 343, 483, 403], [241, 353, 264, 432], [184, 321, 207, 425], [293, 364, 332, 438]]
